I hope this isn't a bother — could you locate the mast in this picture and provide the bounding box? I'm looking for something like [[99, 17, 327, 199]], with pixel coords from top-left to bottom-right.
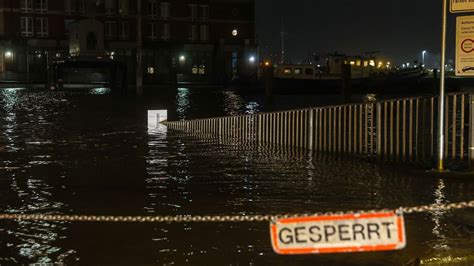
[[280, 24, 287, 63]]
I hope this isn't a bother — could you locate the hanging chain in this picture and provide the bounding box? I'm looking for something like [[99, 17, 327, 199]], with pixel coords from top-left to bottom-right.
[[0, 200, 473, 223]]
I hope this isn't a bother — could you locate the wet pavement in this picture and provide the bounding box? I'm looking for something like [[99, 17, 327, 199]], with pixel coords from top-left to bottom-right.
[[0, 87, 473, 265]]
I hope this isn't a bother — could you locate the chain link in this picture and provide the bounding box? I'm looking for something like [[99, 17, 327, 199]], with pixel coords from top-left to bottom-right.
[[0, 200, 473, 223]]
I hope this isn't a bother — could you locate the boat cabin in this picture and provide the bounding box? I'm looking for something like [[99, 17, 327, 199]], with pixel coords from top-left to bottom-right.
[[275, 64, 319, 80]]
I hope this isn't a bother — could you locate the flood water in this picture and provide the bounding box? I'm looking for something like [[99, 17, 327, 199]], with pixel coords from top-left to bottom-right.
[[1, 87, 474, 265]]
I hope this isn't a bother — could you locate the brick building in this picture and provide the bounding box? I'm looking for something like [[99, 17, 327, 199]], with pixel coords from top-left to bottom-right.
[[0, 0, 257, 84]]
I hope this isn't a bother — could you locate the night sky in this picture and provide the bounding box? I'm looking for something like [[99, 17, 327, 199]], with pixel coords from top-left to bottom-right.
[[256, 0, 458, 66]]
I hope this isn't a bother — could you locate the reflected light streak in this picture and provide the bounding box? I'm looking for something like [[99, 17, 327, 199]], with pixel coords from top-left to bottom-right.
[[431, 179, 449, 250], [176, 88, 190, 120]]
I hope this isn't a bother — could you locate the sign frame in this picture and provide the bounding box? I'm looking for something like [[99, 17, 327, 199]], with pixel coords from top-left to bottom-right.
[[270, 211, 406, 255], [451, 0, 474, 13], [456, 15, 474, 76]]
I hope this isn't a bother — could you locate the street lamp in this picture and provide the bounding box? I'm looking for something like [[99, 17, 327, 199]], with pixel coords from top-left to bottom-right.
[[179, 55, 186, 63], [248, 56, 255, 64], [4, 50, 13, 60], [422, 50, 427, 66]]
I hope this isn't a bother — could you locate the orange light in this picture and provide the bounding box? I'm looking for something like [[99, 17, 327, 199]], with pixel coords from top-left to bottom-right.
[[264, 61, 271, 67]]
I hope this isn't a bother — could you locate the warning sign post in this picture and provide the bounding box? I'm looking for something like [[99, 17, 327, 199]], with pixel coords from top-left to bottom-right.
[[456, 16, 474, 76]]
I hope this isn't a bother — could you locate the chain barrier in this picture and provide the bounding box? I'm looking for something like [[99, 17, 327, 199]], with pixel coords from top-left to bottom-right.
[[0, 200, 473, 223]]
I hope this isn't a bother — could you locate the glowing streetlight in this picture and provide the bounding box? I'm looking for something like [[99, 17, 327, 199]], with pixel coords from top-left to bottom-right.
[[422, 50, 427, 66], [248, 56, 255, 64], [179, 55, 186, 63], [232, 29, 238, 37], [4, 50, 13, 59]]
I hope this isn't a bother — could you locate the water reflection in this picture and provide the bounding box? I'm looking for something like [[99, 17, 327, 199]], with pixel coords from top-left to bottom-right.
[[176, 88, 191, 120], [222, 90, 246, 116], [430, 179, 449, 250]]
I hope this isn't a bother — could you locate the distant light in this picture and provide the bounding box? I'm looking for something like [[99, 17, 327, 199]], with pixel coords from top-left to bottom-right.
[[232, 29, 238, 36], [369, 60, 375, 67], [89, 87, 111, 95], [4, 51, 13, 59], [248, 56, 255, 64], [350, 61, 355, 65], [317, 64, 321, 68], [402, 64, 406, 68], [264, 61, 271, 67], [147, 67, 155, 74], [179, 55, 186, 62], [407, 63, 410, 67], [148, 110, 168, 129]]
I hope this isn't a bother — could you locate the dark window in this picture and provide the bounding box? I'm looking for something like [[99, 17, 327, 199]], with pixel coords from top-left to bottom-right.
[[305, 68, 314, 75], [87, 32, 97, 50]]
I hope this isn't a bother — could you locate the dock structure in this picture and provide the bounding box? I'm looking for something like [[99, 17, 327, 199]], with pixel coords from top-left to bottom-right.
[[163, 93, 474, 168]]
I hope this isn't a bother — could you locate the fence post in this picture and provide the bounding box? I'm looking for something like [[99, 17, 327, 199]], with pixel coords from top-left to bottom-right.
[[376, 102, 382, 160]]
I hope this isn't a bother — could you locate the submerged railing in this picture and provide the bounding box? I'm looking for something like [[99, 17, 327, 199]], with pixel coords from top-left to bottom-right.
[[163, 93, 474, 168]]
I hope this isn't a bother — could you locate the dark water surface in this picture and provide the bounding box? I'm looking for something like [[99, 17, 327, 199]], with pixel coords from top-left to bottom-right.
[[1, 87, 474, 265]]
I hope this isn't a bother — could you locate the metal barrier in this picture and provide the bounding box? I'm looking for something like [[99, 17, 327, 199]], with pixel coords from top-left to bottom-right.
[[164, 93, 474, 168]]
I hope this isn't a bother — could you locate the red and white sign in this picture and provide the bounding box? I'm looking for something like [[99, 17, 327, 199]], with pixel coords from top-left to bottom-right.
[[270, 211, 406, 255], [456, 16, 474, 76]]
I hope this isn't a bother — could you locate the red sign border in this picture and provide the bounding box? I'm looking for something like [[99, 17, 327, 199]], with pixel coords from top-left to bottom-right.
[[270, 212, 406, 255]]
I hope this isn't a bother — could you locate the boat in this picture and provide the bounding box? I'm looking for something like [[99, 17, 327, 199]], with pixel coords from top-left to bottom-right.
[[269, 54, 428, 94]]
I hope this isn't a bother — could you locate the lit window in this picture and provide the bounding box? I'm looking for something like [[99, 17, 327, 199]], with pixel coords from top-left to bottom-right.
[[284, 68, 291, 74], [199, 65, 206, 75], [294, 68, 302, 75], [369, 60, 376, 67], [20, 17, 34, 37], [350, 61, 355, 65], [356, 60, 361, 66], [147, 67, 154, 74], [363, 61, 368, 67]]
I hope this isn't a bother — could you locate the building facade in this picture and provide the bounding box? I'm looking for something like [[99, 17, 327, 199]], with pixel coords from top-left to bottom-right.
[[0, 0, 257, 84]]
